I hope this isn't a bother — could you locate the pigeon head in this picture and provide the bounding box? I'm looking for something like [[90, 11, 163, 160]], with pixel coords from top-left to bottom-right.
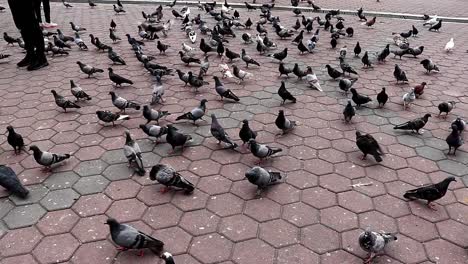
[[325, 64, 331, 69], [6, 125, 14, 132], [347, 99, 352, 104], [421, 82, 427, 86], [355, 131, 362, 138], [349, 88, 357, 95], [76, 61, 82, 65], [109, 91, 116, 97], [278, 110, 284, 115], [381, 87, 386, 92], [51, 90, 57, 96], [108, 68, 113, 72], [200, 99, 208, 105], [105, 218, 120, 227], [178, 51, 184, 56], [139, 124, 147, 130], [445, 176, 457, 183], [167, 124, 178, 131], [242, 119, 249, 125], [149, 164, 165, 181], [247, 138, 256, 145], [29, 145, 40, 152], [448, 101, 456, 106]]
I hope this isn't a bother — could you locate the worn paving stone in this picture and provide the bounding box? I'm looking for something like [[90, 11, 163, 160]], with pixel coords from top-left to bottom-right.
[[73, 175, 110, 195], [36, 209, 79, 236], [40, 188, 80, 211], [3, 204, 46, 229], [0, 226, 42, 257], [32, 233, 79, 264]]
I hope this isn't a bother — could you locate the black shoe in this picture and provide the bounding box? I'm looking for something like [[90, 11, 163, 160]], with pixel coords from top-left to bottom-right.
[[17, 53, 34, 67], [27, 56, 49, 71]]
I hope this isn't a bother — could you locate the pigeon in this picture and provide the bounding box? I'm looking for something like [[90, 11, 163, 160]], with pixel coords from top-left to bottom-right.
[[232, 65, 253, 83], [420, 59, 439, 73], [157, 41, 170, 53], [166, 125, 192, 152], [123, 131, 145, 176], [362, 16, 376, 27], [3, 32, 17, 45], [108, 68, 133, 86], [239, 119, 257, 145], [428, 20, 442, 31], [73, 33, 88, 50], [179, 51, 201, 65], [109, 92, 141, 112], [53, 35, 71, 49], [248, 139, 282, 162], [343, 99, 355, 123], [176, 99, 207, 124], [76, 61, 104, 77], [339, 57, 358, 75], [107, 48, 126, 65], [393, 114, 431, 134], [377, 87, 388, 107], [213, 76, 239, 101], [161, 252, 175, 264], [0, 165, 29, 198], [106, 218, 164, 256], [355, 131, 383, 162], [245, 166, 282, 195], [339, 78, 357, 94], [267, 48, 288, 62], [62, 0, 73, 8], [346, 27, 354, 37], [182, 43, 195, 54], [199, 56, 210, 76], [325, 64, 342, 80], [402, 88, 416, 109], [359, 229, 397, 264], [360, 51, 372, 68], [446, 124, 463, 155], [279, 63, 294, 78], [88, 0, 96, 7], [176, 69, 190, 86], [0, 53, 11, 60], [51, 90, 81, 112], [219, 63, 234, 78], [6, 126, 25, 154], [451, 117, 466, 133], [143, 105, 170, 124], [438, 101, 456, 118], [350, 88, 371, 108], [241, 49, 260, 68], [70, 80, 91, 101], [29, 145, 71, 169], [412, 25, 419, 37], [140, 124, 168, 143], [404, 176, 456, 210], [187, 71, 209, 91], [305, 67, 322, 91], [96, 110, 129, 126], [392, 48, 409, 60], [444, 37, 454, 52], [277, 81, 296, 104], [407, 46, 424, 58], [293, 63, 307, 79], [150, 164, 195, 194], [393, 64, 408, 84], [70, 22, 86, 32], [275, 110, 297, 134], [110, 19, 117, 30], [357, 7, 367, 21], [113, 4, 126, 14], [211, 114, 238, 148], [414, 82, 426, 98], [354, 42, 361, 57], [377, 44, 390, 62]]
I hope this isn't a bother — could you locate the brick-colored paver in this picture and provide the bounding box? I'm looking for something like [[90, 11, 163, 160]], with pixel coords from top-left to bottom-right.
[[0, 1, 468, 264]]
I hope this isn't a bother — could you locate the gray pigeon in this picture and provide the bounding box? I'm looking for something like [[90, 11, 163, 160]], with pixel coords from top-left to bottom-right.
[[29, 145, 71, 169], [359, 229, 397, 264], [106, 218, 164, 256], [176, 99, 207, 124], [110, 91, 141, 112], [446, 124, 463, 155], [245, 166, 282, 195], [210, 114, 238, 148], [275, 110, 297, 134], [248, 139, 282, 162], [139, 124, 168, 143], [123, 131, 145, 176], [70, 80, 91, 101], [451, 117, 465, 133], [149, 164, 195, 194], [0, 165, 29, 198], [213, 76, 239, 101], [51, 90, 81, 112], [166, 125, 192, 152], [107, 47, 126, 65], [96, 110, 129, 126], [151, 75, 164, 105], [143, 105, 170, 124]]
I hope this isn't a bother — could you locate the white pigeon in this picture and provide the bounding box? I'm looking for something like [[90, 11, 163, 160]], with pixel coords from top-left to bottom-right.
[[444, 38, 454, 52], [188, 30, 197, 44], [182, 43, 195, 54], [182, 6, 190, 17], [402, 87, 416, 109], [219, 63, 234, 78], [423, 15, 439, 26], [305, 67, 323, 91]]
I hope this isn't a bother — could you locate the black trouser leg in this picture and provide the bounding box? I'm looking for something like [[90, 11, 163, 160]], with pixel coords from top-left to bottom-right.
[[43, 0, 51, 23], [34, 0, 42, 23]]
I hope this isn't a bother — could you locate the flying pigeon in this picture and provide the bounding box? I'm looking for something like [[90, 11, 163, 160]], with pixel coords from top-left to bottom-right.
[[29, 145, 71, 169], [51, 90, 81, 112], [6, 126, 25, 154], [404, 176, 456, 210], [393, 114, 431, 134], [359, 229, 397, 264], [96, 110, 129, 126], [123, 131, 145, 176], [176, 99, 207, 124], [0, 165, 29, 198], [248, 139, 282, 163], [149, 164, 195, 193], [210, 114, 238, 149], [355, 131, 383, 162], [245, 166, 282, 195]]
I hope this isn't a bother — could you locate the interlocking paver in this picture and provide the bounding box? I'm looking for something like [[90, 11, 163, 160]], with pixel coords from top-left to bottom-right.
[[3, 204, 46, 229], [32, 233, 79, 264], [36, 209, 79, 236], [190, 234, 233, 264], [232, 239, 274, 264], [0, 226, 42, 257], [40, 188, 79, 211]]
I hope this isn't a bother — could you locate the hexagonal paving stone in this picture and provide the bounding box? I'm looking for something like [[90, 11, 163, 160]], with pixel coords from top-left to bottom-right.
[[9, 184, 49, 206], [425, 239, 468, 264], [0, 254, 39, 264], [136, 185, 173, 206], [142, 204, 182, 229], [32, 233, 79, 263], [104, 179, 141, 200], [320, 250, 363, 264], [265, 183, 300, 205], [219, 214, 258, 242], [320, 206, 358, 232], [206, 193, 244, 217], [282, 202, 319, 227], [171, 190, 209, 212], [301, 224, 340, 253], [397, 215, 438, 242], [40, 188, 79, 210], [286, 170, 318, 189], [374, 195, 411, 218], [73, 175, 110, 195], [277, 244, 319, 264], [189, 160, 222, 177], [74, 159, 108, 177], [152, 227, 192, 255], [179, 209, 220, 236], [72, 193, 112, 217], [359, 211, 398, 233], [244, 198, 281, 222], [43, 171, 79, 190], [0, 199, 14, 219], [436, 219, 468, 247], [338, 191, 374, 213], [106, 199, 147, 222], [36, 209, 79, 235], [71, 240, 117, 264], [259, 219, 299, 248], [3, 204, 46, 229], [232, 239, 275, 264], [0, 226, 42, 257], [438, 160, 467, 176], [190, 234, 233, 264], [102, 164, 135, 181], [385, 235, 427, 263], [197, 175, 232, 195], [71, 215, 108, 243], [446, 203, 468, 225]]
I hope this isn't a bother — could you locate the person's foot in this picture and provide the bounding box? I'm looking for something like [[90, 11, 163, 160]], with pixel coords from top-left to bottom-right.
[[17, 53, 34, 67], [27, 55, 48, 71], [45, 22, 58, 28]]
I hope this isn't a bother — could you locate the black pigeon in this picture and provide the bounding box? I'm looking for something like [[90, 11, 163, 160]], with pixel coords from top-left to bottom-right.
[[109, 91, 141, 112], [217, 41, 225, 56], [428, 20, 442, 31], [279, 63, 293, 77], [6, 126, 25, 154], [157, 41, 170, 53], [404, 176, 456, 210], [108, 68, 133, 86], [143, 105, 170, 124], [150, 164, 195, 194], [77, 61, 104, 77], [446, 124, 463, 155], [239, 119, 257, 145], [213, 76, 239, 101], [275, 110, 297, 134], [248, 139, 282, 162], [176, 69, 190, 86], [359, 229, 397, 264], [3, 32, 17, 45], [292, 20, 301, 31], [110, 20, 117, 30], [357, 7, 367, 21], [211, 114, 238, 148], [297, 41, 309, 54], [451, 117, 466, 133], [123, 131, 145, 176], [343, 99, 355, 123], [356, 131, 383, 162], [330, 38, 337, 49], [107, 48, 126, 65], [241, 49, 260, 67], [339, 57, 358, 75], [377, 87, 388, 107], [339, 78, 357, 94], [346, 27, 354, 37], [166, 124, 192, 152], [140, 124, 168, 143], [225, 48, 240, 62], [200, 38, 214, 54], [53, 35, 71, 49], [51, 90, 80, 112], [29, 145, 71, 169], [291, 30, 303, 44], [408, 46, 424, 57], [350, 88, 372, 107], [245, 166, 282, 195], [0, 165, 29, 198], [438, 101, 456, 118], [179, 51, 201, 65], [293, 63, 307, 79], [361, 51, 372, 68], [393, 114, 431, 134], [96, 110, 129, 126], [420, 59, 439, 73], [354, 42, 361, 57], [70, 80, 91, 101], [106, 218, 164, 255], [325, 64, 342, 80], [278, 81, 296, 104], [188, 71, 209, 91], [393, 64, 408, 83], [377, 44, 390, 62], [245, 18, 253, 29], [412, 25, 419, 37], [245, 2, 256, 11], [176, 99, 208, 124], [268, 48, 288, 62]]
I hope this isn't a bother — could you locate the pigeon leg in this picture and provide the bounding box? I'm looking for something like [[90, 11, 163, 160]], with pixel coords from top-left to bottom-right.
[[427, 202, 438, 211], [363, 252, 375, 264], [116, 246, 128, 251], [137, 250, 144, 257], [160, 186, 170, 193], [361, 154, 367, 160]]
